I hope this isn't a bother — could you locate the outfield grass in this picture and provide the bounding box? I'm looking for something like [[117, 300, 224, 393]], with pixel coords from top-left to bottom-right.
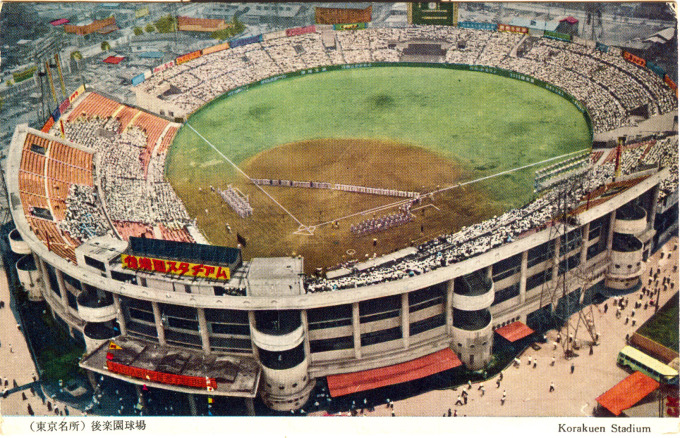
[[167, 67, 592, 268]]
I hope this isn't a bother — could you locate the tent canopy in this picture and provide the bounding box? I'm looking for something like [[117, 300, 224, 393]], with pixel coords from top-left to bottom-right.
[[326, 349, 462, 397], [495, 321, 534, 342], [596, 371, 659, 416]]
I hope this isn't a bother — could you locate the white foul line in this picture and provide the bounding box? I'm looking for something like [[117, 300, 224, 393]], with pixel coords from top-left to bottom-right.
[[186, 123, 304, 226]]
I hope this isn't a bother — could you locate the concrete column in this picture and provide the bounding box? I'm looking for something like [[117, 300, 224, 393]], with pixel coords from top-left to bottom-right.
[[56, 269, 69, 310], [519, 250, 528, 304], [352, 302, 361, 359], [111, 294, 126, 336], [552, 237, 560, 283], [401, 293, 409, 349], [486, 265, 493, 278], [445, 280, 454, 335], [187, 394, 197, 416], [37, 258, 52, 302], [135, 385, 148, 415], [580, 223, 591, 266], [245, 397, 256, 416], [151, 301, 166, 346], [86, 370, 97, 389], [648, 186, 660, 230], [300, 309, 311, 359], [606, 210, 617, 257], [248, 311, 260, 361], [197, 308, 210, 354]]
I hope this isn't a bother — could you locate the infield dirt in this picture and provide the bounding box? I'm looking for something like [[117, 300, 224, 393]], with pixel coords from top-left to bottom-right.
[[171, 139, 501, 273]]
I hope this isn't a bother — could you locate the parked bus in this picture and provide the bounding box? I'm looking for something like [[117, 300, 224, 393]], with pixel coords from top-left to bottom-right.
[[617, 346, 679, 385]]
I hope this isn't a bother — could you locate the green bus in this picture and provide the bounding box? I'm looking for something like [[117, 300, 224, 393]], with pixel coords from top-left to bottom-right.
[[617, 346, 679, 385]]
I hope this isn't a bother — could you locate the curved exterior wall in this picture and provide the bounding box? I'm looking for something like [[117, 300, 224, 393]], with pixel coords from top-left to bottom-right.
[[16, 254, 43, 301], [606, 202, 648, 290], [9, 228, 30, 255], [451, 318, 494, 370]]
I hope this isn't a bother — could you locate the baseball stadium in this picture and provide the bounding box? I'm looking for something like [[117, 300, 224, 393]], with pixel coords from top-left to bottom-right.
[[6, 16, 678, 414]]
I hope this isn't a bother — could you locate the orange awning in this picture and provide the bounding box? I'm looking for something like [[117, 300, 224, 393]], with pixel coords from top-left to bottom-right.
[[495, 321, 534, 342], [596, 371, 659, 416], [326, 349, 462, 398]]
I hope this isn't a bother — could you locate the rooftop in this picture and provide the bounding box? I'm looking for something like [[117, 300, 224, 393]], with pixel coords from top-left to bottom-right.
[[246, 257, 304, 297]]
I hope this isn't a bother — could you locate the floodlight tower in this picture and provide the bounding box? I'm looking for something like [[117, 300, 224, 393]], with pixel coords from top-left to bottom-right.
[[536, 170, 599, 357]]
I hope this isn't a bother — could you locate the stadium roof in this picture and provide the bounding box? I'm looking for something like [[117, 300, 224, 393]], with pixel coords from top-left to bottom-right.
[[596, 372, 659, 416], [509, 18, 559, 32], [129, 237, 240, 266], [644, 27, 675, 43], [326, 349, 462, 397]]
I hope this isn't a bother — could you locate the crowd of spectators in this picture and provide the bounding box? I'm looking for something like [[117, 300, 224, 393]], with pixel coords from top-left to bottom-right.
[[136, 25, 676, 137], [63, 111, 192, 238], [59, 184, 112, 241]]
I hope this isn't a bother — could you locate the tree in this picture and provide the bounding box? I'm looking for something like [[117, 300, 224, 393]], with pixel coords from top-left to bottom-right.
[[70, 51, 83, 72], [145, 23, 156, 33], [211, 16, 246, 41], [154, 15, 177, 33], [100, 41, 111, 52], [133, 26, 143, 36]]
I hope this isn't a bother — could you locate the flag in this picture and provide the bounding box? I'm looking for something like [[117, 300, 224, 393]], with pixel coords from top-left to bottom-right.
[[109, 341, 122, 350], [237, 233, 247, 248]]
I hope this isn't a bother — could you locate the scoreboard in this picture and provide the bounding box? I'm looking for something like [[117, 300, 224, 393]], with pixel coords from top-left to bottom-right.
[[408, 2, 458, 26]]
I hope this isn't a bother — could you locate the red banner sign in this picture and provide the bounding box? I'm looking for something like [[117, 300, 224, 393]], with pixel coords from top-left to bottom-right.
[[176, 50, 202, 65], [107, 361, 217, 390], [41, 117, 55, 133], [664, 74, 677, 95], [622, 51, 646, 68], [121, 254, 230, 281]]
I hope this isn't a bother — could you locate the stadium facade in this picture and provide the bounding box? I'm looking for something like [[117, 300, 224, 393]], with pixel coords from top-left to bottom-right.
[[6, 23, 678, 412]]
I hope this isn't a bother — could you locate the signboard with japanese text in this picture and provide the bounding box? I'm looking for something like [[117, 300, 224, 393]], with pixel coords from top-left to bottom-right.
[[176, 50, 202, 66], [152, 60, 175, 74], [121, 253, 230, 280], [107, 361, 217, 390], [498, 24, 529, 34], [68, 84, 86, 104], [622, 51, 646, 68]]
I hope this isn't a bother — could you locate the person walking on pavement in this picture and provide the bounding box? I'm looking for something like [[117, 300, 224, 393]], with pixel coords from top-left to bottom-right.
[[549, 382, 555, 392], [570, 363, 575, 374], [501, 390, 506, 405], [551, 355, 556, 366], [455, 395, 463, 406]]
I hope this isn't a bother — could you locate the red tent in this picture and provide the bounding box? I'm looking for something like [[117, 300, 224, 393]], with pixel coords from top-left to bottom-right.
[[560, 16, 579, 24], [103, 56, 125, 65], [326, 349, 462, 397], [495, 321, 535, 342], [596, 372, 659, 416]]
